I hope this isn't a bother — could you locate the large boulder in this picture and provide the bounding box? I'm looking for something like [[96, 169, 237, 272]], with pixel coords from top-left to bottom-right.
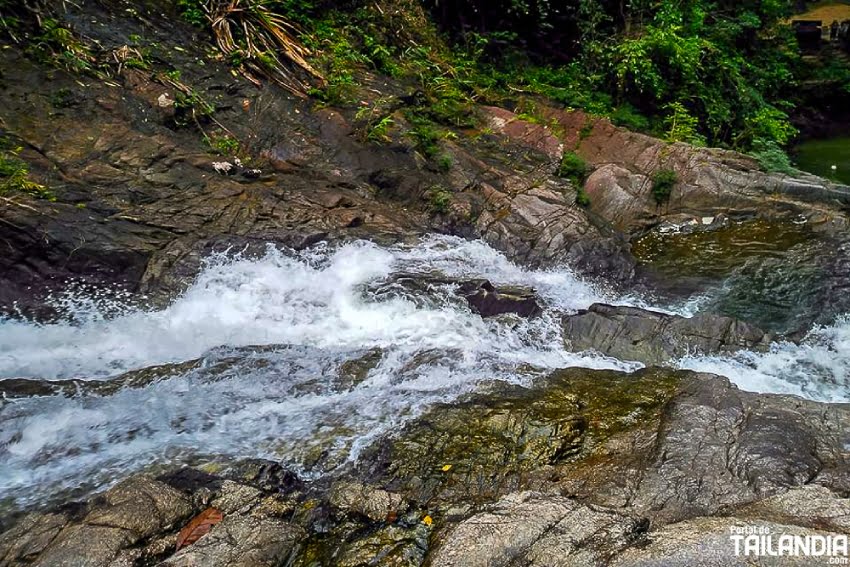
[[562, 303, 775, 364]]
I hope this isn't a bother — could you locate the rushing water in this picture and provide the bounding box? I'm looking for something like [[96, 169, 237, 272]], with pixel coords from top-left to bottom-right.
[[0, 235, 848, 512]]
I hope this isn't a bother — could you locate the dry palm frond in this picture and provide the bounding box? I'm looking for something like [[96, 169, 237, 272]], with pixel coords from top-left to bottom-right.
[[204, 0, 325, 97]]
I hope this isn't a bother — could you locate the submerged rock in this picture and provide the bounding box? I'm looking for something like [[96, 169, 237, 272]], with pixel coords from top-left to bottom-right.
[[562, 303, 775, 364]]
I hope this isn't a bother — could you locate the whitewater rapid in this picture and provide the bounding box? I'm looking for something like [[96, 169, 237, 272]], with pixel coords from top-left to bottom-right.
[[0, 235, 847, 510]]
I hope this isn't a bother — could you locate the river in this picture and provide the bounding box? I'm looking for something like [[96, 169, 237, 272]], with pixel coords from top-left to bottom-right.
[[0, 234, 848, 513]]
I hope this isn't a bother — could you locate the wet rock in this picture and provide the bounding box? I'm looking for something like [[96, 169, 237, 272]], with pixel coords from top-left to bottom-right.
[[558, 373, 850, 525], [371, 275, 543, 318], [329, 482, 408, 523], [430, 492, 646, 567], [457, 280, 542, 318], [358, 368, 681, 506], [562, 303, 774, 364], [332, 523, 427, 567], [160, 516, 305, 567], [0, 476, 194, 567]]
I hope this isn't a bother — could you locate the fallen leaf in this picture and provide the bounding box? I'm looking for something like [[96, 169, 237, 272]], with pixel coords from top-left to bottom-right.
[[441, 464, 452, 472], [422, 515, 433, 526], [386, 510, 398, 523], [176, 508, 224, 551]]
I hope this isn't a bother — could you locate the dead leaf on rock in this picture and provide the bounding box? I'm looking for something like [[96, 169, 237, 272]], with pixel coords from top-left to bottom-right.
[[176, 507, 224, 550]]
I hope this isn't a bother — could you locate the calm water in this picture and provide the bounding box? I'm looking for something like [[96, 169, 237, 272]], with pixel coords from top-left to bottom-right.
[[794, 136, 850, 185]]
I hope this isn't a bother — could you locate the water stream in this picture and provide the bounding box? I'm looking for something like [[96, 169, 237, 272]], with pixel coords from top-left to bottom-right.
[[0, 234, 848, 513]]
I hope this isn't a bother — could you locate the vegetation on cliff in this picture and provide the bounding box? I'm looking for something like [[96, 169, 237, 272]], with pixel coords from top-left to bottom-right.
[[1, 0, 848, 168]]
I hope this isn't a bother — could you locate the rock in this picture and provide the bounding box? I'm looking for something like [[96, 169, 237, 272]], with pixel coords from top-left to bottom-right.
[[160, 516, 305, 567], [370, 275, 543, 318], [483, 105, 850, 239], [471, 181, 636, 282], [357, 368, 681, 506], [329, 482, 408, 523], [609, 517, 827, 567], [562, 303, 774, 364], [430, 492, 645, 567], [558, 373, 850, 525], [0, 476, 194, 567], [457, 280, 542, 318]]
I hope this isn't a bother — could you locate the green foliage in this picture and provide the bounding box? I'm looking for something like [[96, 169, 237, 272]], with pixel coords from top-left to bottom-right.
[[557, 151, 591, 205], [416, 0, 801, 153], [662, 102, 705, 146], [173, 89, 215, 126], [204, 134, 240, 156], [609, 104, 650, 132], [405, 112, 443, 159], [427, 186, 453, 213], [750, 138, 795, 174], [651, 168, 678, 205], [557, 151, 588, 185], [436, 153, 453, 173], [575, 186, 591, 207], [31, 18, 96, 74], [0, 146, 54, 200], [177, 0, 206, 27]]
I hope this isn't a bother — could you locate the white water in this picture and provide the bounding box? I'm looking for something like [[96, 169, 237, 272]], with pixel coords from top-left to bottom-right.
[[0, 234, 848, 510]]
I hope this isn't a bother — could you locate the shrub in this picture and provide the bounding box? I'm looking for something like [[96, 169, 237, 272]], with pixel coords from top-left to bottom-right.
[[575, 187, 591, 207], [557, 151, 588, 185], [651, 168, 678, 205], [750, 138, 794, 175], [427, 186, 452, 213], [0, 147, 54, 200]]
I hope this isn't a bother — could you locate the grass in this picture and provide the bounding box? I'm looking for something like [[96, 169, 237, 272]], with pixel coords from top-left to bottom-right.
[[178, 0, 324, 96]]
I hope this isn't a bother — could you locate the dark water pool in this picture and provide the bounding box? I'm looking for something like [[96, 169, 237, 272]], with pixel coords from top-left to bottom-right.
[[793, 136, 850, 185]]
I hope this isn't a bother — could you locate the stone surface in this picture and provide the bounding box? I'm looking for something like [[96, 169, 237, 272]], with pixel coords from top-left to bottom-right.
[[430, 492, 644, 567], [457, 280, 543, 318], [329, 481, 408, 523], [0, 476, 194, 567], [562, 303, 774, 364], [160, 516, 305, 567]]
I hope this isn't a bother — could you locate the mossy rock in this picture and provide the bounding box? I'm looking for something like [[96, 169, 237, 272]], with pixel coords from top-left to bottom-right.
[[357, 367, 682, 507]]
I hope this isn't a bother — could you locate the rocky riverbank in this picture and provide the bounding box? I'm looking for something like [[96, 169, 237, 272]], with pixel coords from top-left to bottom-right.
[[4, 367, 850, 566]]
